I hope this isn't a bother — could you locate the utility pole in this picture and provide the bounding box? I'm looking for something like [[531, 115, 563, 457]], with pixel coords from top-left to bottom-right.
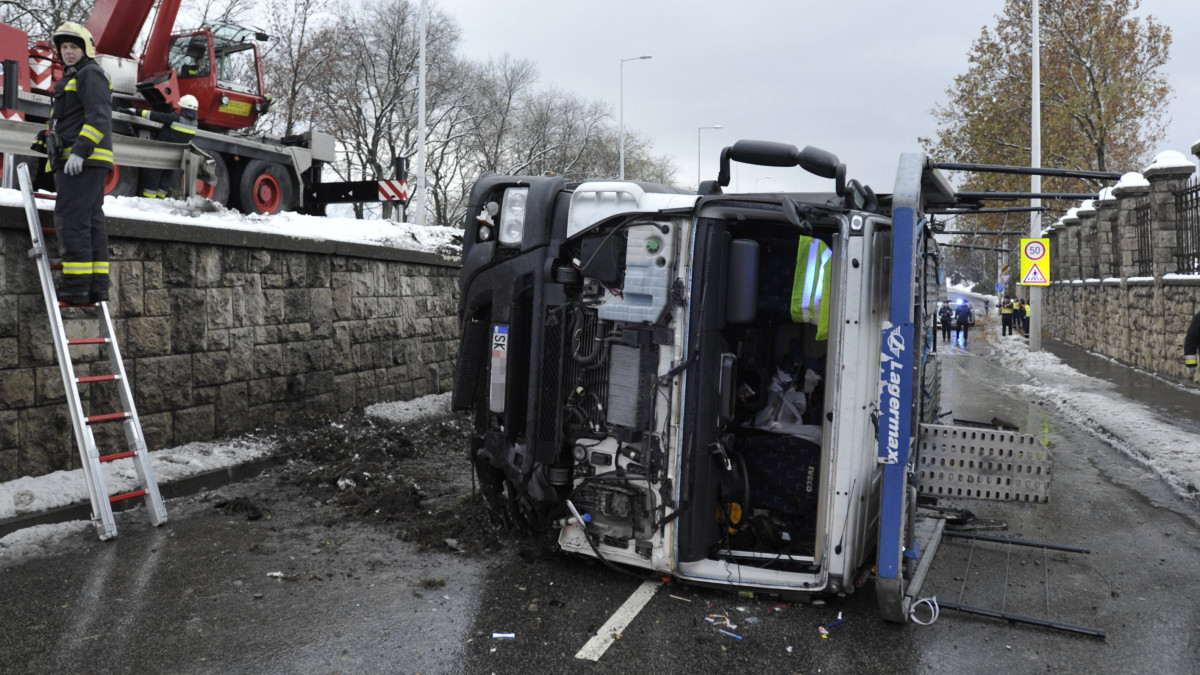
[[1029, 0, 1043, 351], [416, 0, 427, 225], [619, 55, 651, 180]]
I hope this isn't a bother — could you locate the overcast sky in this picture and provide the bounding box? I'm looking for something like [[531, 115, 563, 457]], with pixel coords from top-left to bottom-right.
[[442, 0, 1200, 193]]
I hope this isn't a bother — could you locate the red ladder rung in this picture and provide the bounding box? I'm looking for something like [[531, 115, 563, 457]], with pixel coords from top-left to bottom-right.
[[50, 263, 62, 271], [58, 300, 97, 308], [86, 411, 129, 424], [68, 337, 108, 345], [99, 450, 136, 462], [34, 192, 56, 200], [109, 489, 146, 503], [77, 374, 118, 384], [42, 227, 56, 234]]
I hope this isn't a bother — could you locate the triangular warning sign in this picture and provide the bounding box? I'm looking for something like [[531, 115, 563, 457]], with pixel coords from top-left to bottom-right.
[[1022, 263, 1047, 284]]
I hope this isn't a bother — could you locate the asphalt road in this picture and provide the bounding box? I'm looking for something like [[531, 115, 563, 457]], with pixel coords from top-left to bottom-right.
[[3, 317, 1199, 674]]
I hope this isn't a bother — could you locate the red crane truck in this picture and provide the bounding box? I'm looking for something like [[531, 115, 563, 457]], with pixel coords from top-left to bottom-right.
[[0, 0, 406, 215]]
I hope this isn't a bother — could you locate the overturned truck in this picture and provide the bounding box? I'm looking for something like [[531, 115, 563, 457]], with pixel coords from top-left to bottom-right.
[[452, 141, 978, 622]]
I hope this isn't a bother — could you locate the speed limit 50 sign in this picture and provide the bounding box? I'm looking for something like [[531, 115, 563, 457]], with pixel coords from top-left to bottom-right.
[[1019, 237, 1051, 286]]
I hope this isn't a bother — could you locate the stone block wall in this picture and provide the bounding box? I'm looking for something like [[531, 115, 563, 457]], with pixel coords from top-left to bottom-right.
[[0, 206, 461, 481], [1041, 150, 1200, 387]]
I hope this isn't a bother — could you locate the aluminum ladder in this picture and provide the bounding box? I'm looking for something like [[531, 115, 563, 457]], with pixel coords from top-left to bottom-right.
[[17, 162, 167, 540]]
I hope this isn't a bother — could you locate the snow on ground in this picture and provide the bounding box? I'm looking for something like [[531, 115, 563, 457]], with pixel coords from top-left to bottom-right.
[[0, 437, 274, 522], [0, 188, 462, 259], [365, 392, 453, 425], [950, 279, 1200, 501], [0, 392, 452, 551]]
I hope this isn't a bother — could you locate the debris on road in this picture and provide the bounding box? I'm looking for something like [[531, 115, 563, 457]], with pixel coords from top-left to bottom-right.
[[213, 497, 265, 520]]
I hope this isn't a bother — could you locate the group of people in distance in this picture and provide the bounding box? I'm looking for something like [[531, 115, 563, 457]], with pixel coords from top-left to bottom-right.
[[937, 299, 976, 346], [936, 294, 1034, 349], [999, 296, 1030, 337]]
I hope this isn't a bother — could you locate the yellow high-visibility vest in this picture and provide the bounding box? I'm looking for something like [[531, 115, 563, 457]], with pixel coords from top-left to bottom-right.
[[791, 236, 832, 341]]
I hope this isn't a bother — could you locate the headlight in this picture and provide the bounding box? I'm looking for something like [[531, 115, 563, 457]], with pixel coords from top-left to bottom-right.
[[498, 187, 529, 245]]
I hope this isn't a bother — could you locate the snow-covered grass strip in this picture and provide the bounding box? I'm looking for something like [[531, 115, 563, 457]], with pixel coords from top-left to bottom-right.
[[987, 318, 1200, 500]]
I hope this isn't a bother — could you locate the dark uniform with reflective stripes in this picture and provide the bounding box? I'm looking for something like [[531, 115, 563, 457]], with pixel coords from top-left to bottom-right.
[[47, 56, 114, 302], [138, 108, 197, 198], [1185, 311, 1200, 372], [955, 302, 974, 345]]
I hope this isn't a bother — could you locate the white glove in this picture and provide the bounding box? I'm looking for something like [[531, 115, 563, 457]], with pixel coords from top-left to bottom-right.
[[64, 154, 84, 176]]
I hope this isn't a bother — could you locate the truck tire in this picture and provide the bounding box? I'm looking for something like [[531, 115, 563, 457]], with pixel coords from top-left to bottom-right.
[[194, 152, 231, 206], [237, 159, 295, 215], [104, 164, 140, 197]]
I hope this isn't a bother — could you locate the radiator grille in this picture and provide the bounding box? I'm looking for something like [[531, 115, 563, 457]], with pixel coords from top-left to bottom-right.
[[537, 306, 566, 444], [606, 345, 643, 429], [452, 318, 488, 411]]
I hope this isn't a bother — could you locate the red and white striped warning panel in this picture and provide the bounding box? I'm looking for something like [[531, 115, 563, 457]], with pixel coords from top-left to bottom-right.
[[1, 109, 24, 121], [30, 54, 53, 91], [378, 179, 408, 201]]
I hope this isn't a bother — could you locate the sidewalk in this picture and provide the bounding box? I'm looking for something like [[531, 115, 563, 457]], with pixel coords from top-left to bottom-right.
[[957, 291, 1200, 500]]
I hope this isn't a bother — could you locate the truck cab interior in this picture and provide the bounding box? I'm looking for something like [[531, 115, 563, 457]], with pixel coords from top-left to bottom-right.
[[678, 201, 841, 573]]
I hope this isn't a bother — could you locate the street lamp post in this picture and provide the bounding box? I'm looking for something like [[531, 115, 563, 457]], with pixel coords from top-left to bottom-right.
[[619, 55, 652, 180], [697, 125, 722, 187], [756, 176, 773, 191]]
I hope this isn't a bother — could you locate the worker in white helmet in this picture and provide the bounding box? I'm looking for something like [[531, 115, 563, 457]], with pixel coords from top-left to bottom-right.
[[119, 95, 199, 198]]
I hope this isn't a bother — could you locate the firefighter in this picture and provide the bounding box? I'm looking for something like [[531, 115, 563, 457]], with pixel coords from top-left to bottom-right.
[[938, 300, 954, 343], [1000, 296, 1014, 336], [1012, 298, 1025, 337], [1185, 311, 1200, 373], [30, 22, 113, 304], [955, 300, 974, 346], [1022, 298, 1032, 337], [122, 95, 199, 198]]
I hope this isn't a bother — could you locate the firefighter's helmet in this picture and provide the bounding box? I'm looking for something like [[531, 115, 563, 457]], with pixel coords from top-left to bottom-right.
[[52, 22, 96, 59], [179, 95, 199, 111]]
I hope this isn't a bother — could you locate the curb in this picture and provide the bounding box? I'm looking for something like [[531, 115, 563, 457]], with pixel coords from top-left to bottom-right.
[[0, 454, 285, 540]]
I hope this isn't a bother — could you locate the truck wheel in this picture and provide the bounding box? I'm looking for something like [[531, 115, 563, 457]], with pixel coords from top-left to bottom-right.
[[194, 152, 231, 206], [104, 164, 140, 197], [238, 159, 295, 215]]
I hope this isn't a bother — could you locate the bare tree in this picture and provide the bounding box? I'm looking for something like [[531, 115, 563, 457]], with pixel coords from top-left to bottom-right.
[[257, 0, 334, 137], [1, 0, 94, 39], [182, 0, 256, 26]]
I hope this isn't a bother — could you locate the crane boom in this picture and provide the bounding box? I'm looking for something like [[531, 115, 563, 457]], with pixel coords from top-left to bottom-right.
[[86, 0, 157, 58]]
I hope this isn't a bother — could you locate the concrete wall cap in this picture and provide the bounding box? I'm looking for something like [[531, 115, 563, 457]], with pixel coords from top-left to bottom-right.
[[1077, 199, 1097, 216], [1114, 172, 1150, 190], [1095, 186, 1119, 209], [1142, 149, 1195, 176]]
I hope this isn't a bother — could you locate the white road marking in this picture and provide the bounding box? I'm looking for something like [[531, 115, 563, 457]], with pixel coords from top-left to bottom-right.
[[574, 580, 662, 661]]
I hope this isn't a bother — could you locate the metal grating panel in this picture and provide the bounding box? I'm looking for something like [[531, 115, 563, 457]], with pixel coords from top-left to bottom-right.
[[917, 424, 1052, 503]]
